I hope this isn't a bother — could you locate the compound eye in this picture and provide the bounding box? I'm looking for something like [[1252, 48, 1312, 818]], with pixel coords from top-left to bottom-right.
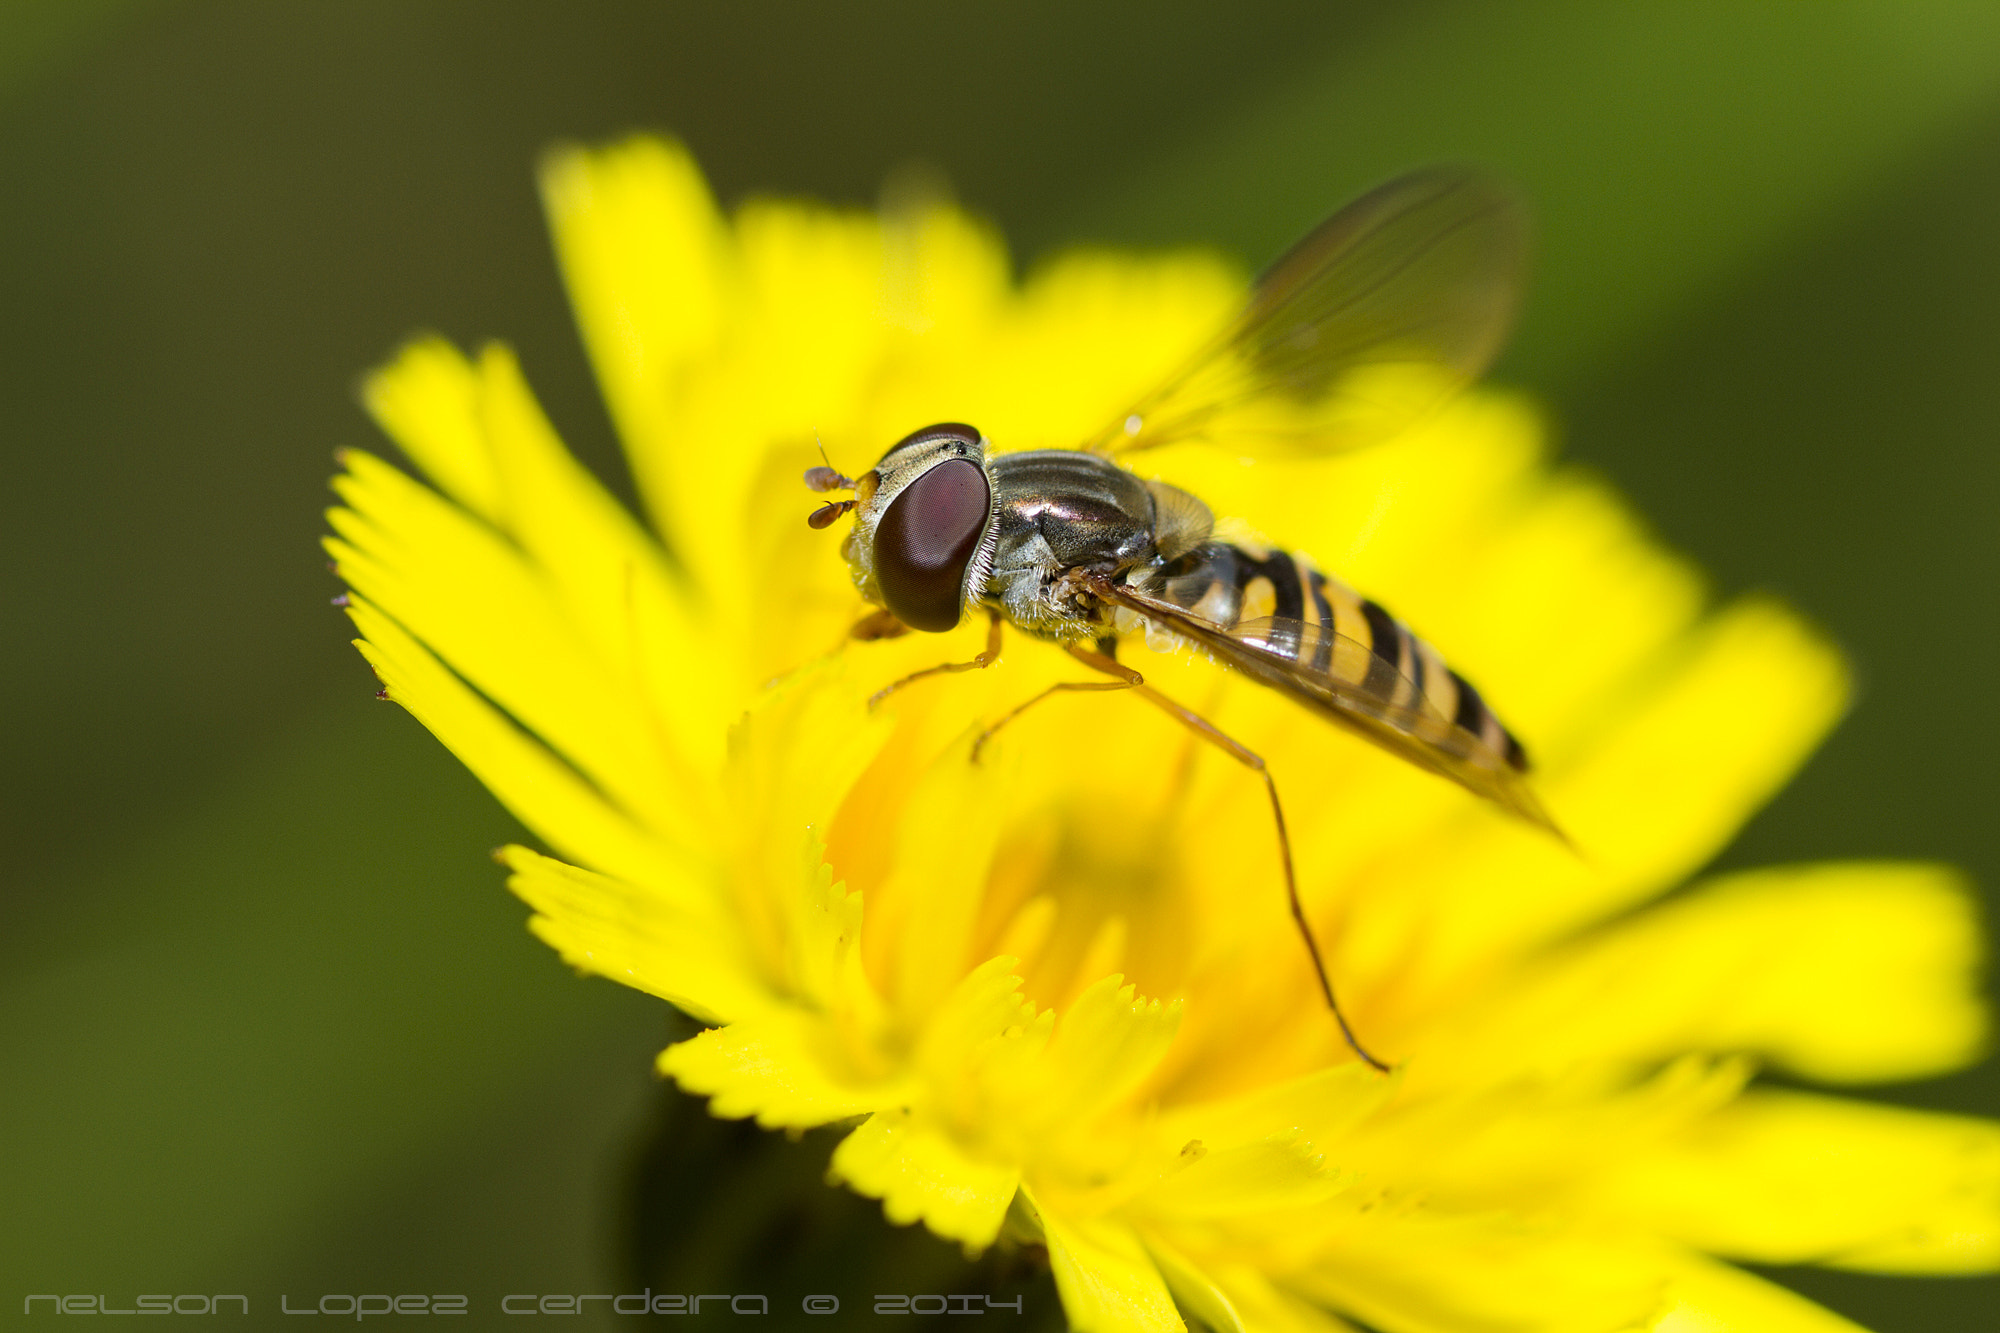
[[875, 459, 990, 632], [878, 421, 981, 465]]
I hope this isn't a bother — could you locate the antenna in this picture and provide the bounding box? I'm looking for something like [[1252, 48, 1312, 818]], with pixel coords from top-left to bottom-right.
[[803, 434, 854, 495], [804, 434, 858, 527]]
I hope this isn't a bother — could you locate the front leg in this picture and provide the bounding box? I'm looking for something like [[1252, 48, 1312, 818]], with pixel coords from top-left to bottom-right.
[[867, 609, 1005, 709]]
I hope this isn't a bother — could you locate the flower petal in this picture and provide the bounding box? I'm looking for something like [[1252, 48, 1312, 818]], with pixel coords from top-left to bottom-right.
[[1159, 1064, 1393, 1157], [1141, 1236, 1251, 1333], [1141, 1134, 1351, 1219], [722, 662, 892, 1004], [1146, 1245, 1372, 1333], [329, 450, 707, 850], [360, 335, 503, 524], [358, 338, 734, 766], [1543, 597, 1849, 912], [504, 846, 765, 1027], [1332, 1055, 1750, 1216], [1205, 1267, 1362, 1333], [1651, 1251, 1870, 1333], [340, 594, 675, 887], [539, 137, 731, 547], [829, 1108, 1021, 1250], [1358, 596, 1850, 1006], [1423, 861, 1987, 1083], [1025, 1186, 1185, 1333], [914, 955, 1044, 1081], [1028, 973, 1183, 1131], [1283, 1206, 1666, 1333], [1589, 1089, 2000, 1274], [660, 1010, 908, 1129], [864, 730, 1018, 1015]]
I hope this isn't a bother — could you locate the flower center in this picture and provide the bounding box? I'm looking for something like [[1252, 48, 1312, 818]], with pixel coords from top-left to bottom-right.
[[972, 803, 1198, 1014]]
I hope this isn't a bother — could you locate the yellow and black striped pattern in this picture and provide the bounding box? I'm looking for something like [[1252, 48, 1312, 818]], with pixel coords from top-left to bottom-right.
[[1139, 540, 1530, 779]]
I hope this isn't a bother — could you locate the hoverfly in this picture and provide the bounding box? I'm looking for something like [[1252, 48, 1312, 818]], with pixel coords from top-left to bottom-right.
[[804, 169, 1555, 1071]]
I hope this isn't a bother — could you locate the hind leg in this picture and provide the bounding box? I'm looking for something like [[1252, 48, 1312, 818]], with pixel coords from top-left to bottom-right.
[[1125, 682, 1389, 1071]]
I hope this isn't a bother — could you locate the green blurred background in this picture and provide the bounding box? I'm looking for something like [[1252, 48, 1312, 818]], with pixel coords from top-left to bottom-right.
[[2, 1, 1997, 1327]]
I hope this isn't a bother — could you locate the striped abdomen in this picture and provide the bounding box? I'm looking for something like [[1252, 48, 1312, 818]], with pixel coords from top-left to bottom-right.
[[1134, 539, 1529, 777]]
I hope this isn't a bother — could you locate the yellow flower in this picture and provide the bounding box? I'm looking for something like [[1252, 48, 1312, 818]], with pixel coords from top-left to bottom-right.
[[327, 137, 1999, 1332]]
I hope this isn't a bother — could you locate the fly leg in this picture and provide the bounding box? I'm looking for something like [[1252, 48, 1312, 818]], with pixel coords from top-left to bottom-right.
[[868, 609, 1004, 709], [969, 642, 1141, 763], [1075, 653, 1390, 1073]]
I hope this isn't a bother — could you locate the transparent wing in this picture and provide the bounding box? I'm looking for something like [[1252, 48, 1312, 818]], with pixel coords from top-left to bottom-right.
[[1084, 168, 1527, 459], [1082, 570, 1558, 832]]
